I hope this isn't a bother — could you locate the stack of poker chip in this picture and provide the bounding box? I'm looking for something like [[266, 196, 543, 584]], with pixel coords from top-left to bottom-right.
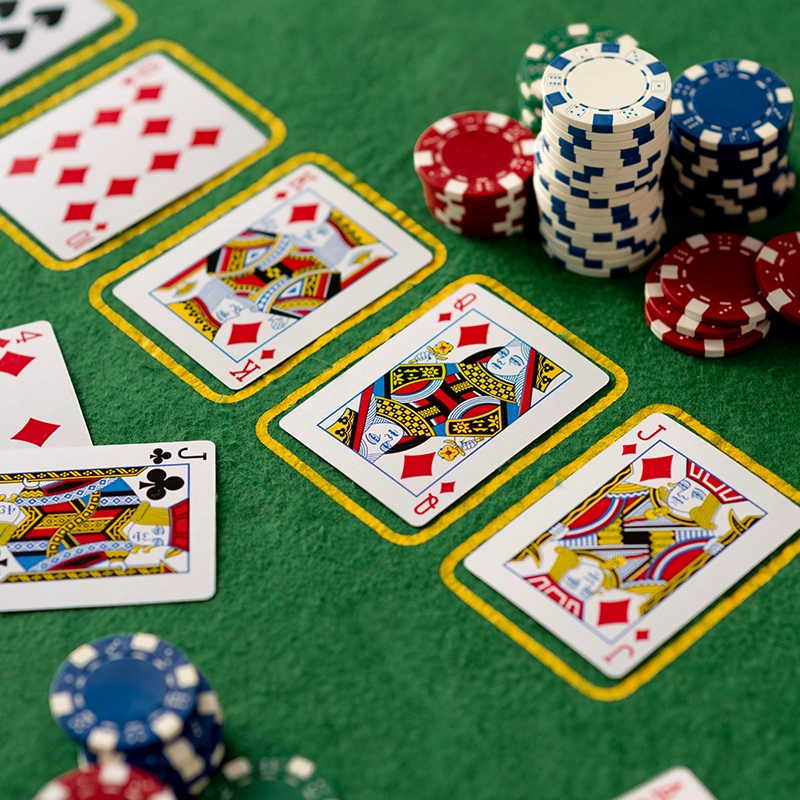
[[49, 633, 225, 799], [643, 233, 772, 357], [534, 41, 672, 277], [413, 111, 535, 238], [205, 754, 341, 799], [755, 232, 800, 327], [516, 23, 639, 135], [34, 764, 177, 800], [670, 59, 795, 223]]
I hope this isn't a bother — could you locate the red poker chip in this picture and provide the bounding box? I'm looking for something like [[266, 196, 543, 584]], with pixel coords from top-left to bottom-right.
[[644, 300, 770, 358], [644, 259, 760, 340], [414, 111, 536, 200], [421, 181, 528, 238], [35, 765, 176, 799], [755, 232, 800, 326], [659, 233, 771, 327]]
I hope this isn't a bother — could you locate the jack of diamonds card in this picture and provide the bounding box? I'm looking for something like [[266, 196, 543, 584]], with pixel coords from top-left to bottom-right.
[[0, 0, 116, 90], [613, 767, 718, 800], [113, 162, 434, 390], [465, 411, 800, 679], [0, 320, 91, 450], [0, 51, 267, 261], [0, 440, 215, 612], [280, 283, 609, 527]]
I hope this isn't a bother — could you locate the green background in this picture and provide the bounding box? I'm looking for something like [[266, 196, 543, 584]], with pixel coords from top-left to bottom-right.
[[2, 0, 800, 798]]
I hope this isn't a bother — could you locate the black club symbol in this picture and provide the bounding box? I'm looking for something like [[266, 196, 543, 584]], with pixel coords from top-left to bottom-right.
[[150, 448, 172, 464], [139, 469, 185, 501]]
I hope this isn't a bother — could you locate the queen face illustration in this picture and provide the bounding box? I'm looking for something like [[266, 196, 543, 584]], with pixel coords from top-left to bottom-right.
[[360, 421, 404, 460]]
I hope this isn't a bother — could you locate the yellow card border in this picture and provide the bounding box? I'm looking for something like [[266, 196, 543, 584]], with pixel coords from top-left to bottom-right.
[[0, 38, 287, 271], [89, 152, 447, 403], [440, 403, 800, 702], [255, 274, 628, 547], [0, 0, 138, 111]]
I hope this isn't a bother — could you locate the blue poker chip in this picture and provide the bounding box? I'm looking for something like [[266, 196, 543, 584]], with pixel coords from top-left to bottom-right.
[[671, 157, 795, 201], [82, 723, 226, 799], [50, 633, 201, 753], [670, 124, 792, 161], [669, 150, 788, 182], [671, 59, 794, 150]]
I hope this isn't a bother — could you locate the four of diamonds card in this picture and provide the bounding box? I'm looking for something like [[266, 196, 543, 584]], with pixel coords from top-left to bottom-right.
[[280, 283, 609, 527], [114, 162, 434, 388], [0, 322, 217, 613]]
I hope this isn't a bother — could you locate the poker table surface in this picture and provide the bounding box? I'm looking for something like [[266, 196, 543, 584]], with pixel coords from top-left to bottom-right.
[[3, 0, 800, 798]]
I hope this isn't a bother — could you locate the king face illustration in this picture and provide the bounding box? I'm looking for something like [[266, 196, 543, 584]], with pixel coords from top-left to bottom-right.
[[153, 189, 393, 358]]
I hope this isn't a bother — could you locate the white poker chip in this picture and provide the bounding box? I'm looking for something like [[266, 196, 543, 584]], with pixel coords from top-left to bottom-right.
[[543, 42, 672, 133]]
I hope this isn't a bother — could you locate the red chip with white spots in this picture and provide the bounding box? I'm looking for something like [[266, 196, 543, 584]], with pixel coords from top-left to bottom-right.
[[659, 233, 772, 326], [34, 765, 176, 800], [645, 300, 770, 358], [645, 259, 760, 339], [755, 232, 800, 326], [413, 111, 536, 200]]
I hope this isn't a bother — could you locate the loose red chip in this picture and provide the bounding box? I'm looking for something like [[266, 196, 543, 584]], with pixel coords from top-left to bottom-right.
[[755, 232, 800, 327], [413, 111, 536, 200], [644, 259, 760, 340], [421, 181, 527, 238], [659, 233, 771, 327], [644, 299, 770, 358], [35, 764, 176, 800]]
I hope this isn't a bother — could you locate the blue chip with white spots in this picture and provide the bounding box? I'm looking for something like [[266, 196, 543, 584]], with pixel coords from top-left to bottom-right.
[[49, 633, 201, 754], [671, 59, 793, 151]]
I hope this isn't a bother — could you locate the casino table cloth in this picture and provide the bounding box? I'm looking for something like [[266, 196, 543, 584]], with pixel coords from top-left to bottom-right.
[[2, 0, 800, 798]]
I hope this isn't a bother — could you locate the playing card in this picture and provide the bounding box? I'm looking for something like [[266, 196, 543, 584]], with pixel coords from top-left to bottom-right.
[[280, 283, 609, 527], [0, 0, 115, 90], [0, 320, 91, 450], [0, 51, 267, 260], [112, 163, 434, 389], [465, 411, 800, 678], [0, 440, 216, 612], [613, 767, 718, 800]]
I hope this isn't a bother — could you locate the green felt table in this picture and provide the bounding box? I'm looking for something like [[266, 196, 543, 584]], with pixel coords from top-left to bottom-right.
[[3, 0, 800, 798]]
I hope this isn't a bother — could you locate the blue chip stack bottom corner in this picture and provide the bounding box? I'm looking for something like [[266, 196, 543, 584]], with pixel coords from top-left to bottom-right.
[[669, 58, 795, 224], [50, 633, 226, 799], [79, 669, 226, 798]]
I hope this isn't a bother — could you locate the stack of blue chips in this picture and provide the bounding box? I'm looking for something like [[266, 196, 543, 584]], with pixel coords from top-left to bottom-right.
[[49, 633, 225, 799], [670, 59, 795, 223]]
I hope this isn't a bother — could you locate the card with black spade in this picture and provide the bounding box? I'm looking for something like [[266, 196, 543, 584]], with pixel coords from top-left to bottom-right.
[[0, 0, 116, 90], [0, 440, 216, 612]]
